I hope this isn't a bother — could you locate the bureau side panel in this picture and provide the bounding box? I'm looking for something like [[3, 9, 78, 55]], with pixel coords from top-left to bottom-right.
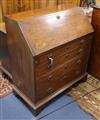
[[5, 18, 36, 103], [88, 6, 100, 80]]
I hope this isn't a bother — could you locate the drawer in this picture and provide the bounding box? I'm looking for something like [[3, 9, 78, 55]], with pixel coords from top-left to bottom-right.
[[36, 52, 89, 101], [64, 34, 93, 52], [34, 34, 92, 77]]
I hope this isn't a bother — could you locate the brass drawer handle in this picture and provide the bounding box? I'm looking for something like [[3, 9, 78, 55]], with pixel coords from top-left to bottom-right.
[[78, 48, 84, 53], [77, 59, 82, 64], [47, 88, 53, 95], [48, 57, 54, 68], [48, 53, 54, 69], [75, 70, 81, 75], [65, 54, 69, 58], [48, 75, 53, 81], [63, 75, 68, 80], [80, 39, 85, 43], [49, 58, 54, 65]]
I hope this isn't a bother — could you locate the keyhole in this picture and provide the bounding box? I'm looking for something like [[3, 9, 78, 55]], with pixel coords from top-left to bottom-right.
[[56, 16, 60, 19]]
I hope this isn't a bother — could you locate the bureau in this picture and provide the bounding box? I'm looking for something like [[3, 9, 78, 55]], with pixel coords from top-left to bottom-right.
[[5, 7, 95, 115]]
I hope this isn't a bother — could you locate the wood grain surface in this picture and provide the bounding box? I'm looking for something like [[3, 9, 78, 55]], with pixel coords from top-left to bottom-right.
[[5, 7, 93, 55], [88, 5, 100, 80]]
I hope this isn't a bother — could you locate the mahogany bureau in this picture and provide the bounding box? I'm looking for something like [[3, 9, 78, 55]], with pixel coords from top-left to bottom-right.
[[5, 7, 94, 115]]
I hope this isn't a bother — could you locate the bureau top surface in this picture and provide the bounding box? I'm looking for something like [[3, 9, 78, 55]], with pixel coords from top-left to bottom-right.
[[6, 7, 94, 56], [6, 6, 68, 21]]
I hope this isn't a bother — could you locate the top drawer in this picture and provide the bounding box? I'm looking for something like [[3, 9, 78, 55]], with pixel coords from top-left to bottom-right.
[[34, 34, 93, 77]]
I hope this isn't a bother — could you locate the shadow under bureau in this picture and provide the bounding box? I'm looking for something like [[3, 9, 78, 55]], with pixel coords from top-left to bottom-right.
[[5, 7, 95, 115]]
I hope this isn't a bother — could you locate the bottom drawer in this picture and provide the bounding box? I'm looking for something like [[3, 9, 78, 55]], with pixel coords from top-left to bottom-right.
[[36, 54, 88, 101]]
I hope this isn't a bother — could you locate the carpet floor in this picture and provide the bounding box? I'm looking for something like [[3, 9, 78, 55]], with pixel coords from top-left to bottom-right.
[[0, 70, 100, 119], [0, 71, 12, 98], [66, 75, 100, 120]]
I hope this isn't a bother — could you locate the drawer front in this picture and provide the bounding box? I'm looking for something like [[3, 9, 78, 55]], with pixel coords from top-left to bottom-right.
[[35, 35, 92, 77], [64, 34, 93, 52], [36, 65, 65, 101], [36, 52, 89, 101]]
